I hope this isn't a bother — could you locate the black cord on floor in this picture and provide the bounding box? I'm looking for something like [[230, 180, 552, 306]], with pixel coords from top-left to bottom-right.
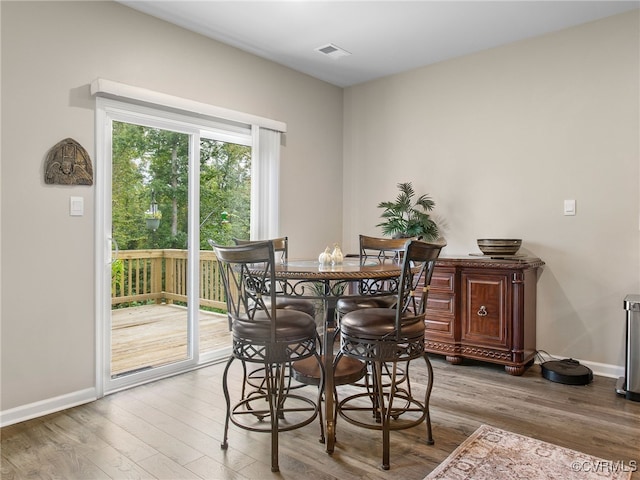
[[535, 350, 559, 364]]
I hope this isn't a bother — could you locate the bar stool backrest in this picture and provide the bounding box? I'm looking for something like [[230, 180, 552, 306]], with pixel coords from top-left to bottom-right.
[[359, 235, 410, 263], [234, 236, 288, 264], [210, 240, 277, 341], [394, 240, 444, 340]]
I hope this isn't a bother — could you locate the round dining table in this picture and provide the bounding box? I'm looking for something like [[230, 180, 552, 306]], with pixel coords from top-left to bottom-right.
[[269, 257, 405, 453]]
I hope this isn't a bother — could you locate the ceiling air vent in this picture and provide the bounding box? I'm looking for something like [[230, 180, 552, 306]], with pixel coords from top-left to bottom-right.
[[315, 43, 351, 59]]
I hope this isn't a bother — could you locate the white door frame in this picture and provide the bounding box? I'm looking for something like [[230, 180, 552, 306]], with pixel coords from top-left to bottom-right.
[[93, 86, 275, 397], [95, 98, 205, 395]]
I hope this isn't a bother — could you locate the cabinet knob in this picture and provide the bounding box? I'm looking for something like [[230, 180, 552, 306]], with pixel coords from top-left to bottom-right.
[[477, 305, 488, 317]]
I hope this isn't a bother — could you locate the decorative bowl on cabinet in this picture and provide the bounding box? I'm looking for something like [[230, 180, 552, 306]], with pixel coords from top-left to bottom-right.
[[477, 238, 522, 256]]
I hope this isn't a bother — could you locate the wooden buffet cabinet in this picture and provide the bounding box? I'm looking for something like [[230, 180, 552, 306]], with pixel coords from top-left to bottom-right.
[[424, 256, 545, 375]]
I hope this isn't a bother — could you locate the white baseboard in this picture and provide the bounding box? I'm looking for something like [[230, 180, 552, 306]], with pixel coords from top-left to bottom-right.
[[0, 388, 97, 428], [574, 359, 624, 379], [538, 354, 624, 379]]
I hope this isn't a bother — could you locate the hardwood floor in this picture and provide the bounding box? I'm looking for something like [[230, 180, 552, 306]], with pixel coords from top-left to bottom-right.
[[2, 356, 639, 479]]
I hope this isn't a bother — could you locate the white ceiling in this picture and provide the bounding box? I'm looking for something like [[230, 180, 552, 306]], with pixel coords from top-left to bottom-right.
[[119, 1, 640, 87]]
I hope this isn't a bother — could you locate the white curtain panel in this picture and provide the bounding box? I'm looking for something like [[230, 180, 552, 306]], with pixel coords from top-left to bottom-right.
[[251, 126, 280, 240]]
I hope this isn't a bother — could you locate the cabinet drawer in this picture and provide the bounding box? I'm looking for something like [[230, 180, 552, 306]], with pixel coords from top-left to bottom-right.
[[425, 316, 454, 336], [425, 292, 455, 337], [430, 268, 455, 293], [426, 293, 454, 316]]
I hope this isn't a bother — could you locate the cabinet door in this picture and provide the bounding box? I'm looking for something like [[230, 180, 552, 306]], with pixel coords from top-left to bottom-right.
[[461, 271, 510, 348]]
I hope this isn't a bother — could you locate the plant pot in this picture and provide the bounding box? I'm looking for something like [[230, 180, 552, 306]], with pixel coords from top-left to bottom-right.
[[146, 218, 160, 230]]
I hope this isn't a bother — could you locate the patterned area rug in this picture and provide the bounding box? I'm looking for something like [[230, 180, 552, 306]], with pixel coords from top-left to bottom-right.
[[425, 425, 634, 480]]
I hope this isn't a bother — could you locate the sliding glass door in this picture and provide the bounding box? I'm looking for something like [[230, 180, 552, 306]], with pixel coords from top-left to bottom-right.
[[110, 121, 192, 379], [97, 98, 252, 394], [198, 135, 251, 360]]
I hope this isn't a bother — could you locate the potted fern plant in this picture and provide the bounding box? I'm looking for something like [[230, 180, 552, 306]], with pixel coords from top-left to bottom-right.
[[144, 209, 162, 231], [377, 182, 439, 240]]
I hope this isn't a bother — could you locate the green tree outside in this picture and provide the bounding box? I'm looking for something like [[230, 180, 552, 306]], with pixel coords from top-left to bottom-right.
[[111, 121, 251, 251]]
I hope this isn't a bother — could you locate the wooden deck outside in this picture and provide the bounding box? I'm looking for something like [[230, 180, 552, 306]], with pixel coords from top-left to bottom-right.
[[111, 304, 231, 377]]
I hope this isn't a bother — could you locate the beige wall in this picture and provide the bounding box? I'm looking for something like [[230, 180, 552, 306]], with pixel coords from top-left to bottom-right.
[[343, 11, 640, 368], [1, 1, 638, 422], [0, 1, 343, 413]]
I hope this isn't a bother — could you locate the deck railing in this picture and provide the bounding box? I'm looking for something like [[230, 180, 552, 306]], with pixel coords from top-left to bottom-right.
[[111, 249, 226, 310]]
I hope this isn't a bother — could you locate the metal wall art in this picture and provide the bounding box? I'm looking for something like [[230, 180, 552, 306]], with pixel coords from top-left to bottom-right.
[[44, 138, 93, 185]]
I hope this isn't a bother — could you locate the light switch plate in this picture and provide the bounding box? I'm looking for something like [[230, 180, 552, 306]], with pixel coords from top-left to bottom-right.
[[70, 196, 84, 216], [564, 199, 576, 216]]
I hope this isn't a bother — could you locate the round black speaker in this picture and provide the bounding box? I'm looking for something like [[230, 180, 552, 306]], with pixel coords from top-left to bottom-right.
[[541, 358, 593, 385]]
